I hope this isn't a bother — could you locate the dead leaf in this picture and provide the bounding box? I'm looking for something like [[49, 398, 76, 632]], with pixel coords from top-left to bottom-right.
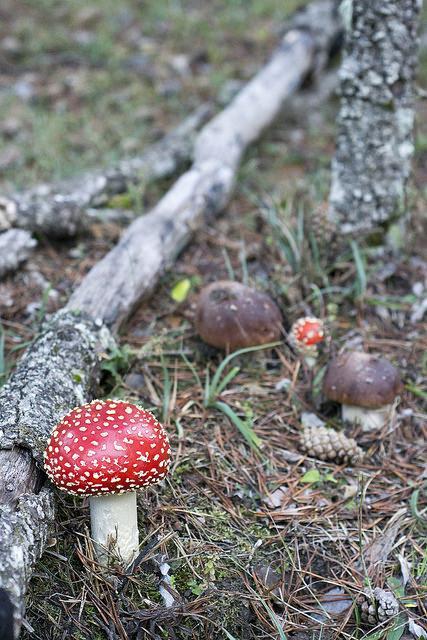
[[408, 619, 427, 639], [263, 487, 288, 509], [398, 553, 412, 587]]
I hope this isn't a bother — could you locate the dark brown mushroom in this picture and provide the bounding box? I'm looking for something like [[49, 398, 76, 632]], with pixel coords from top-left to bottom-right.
[[323, 351, 402, 431], [195, 280, 282, 351]]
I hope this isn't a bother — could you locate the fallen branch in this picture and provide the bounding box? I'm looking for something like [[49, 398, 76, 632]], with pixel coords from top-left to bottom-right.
[[0, 230, 37, 279], [286, 68, 339, 119], [67, 17, 341, 327], [0, 105, 211, 238], [0, 312, 115, 638], [0, 2, 342, 635]]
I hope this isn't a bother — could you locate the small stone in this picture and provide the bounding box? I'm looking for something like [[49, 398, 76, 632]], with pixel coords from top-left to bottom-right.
[[253, 563, 282, 599], [301, 412, 325, 429], [412, 282, 424, 297], [1, 36, 20, 54], [0, 146, 21, 171], [0, 284, 14, 308], [0, 229, 37, 278], [168, 54, 191, 77], [1, 118, 21, 139], [122, 54, 154, 77], [124, 372, 145, 391], [13, 80, 34, 102], [75, 6, 102, 27], [157, 79, 182, 97], [263, 486, 288, 509], [275, 378, 291, 392]]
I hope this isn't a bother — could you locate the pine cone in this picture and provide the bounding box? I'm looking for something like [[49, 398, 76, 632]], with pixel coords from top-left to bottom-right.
[[300, 426, 363, 464], [358, 588, 399, 625]]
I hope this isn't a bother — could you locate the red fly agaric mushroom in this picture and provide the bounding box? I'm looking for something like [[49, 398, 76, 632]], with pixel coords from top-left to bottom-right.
[[322, 351, 402, 431], [195, 280, 282, 351], [44, 399, 171, 565], [289, 316, 325, 367]]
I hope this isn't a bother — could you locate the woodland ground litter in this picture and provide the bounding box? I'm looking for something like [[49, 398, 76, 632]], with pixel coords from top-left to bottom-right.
[[0, 1, 426, 639]]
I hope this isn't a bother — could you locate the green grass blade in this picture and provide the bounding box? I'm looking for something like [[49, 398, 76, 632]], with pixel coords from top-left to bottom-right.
[[410, 485, 427, 529], [386, 617, 406, 640], [36, 284, 52, 326], [213, 400, 261, 451], [208, 341, 281, 402], [296, 205, 305, 254], [209, 366, 240, 403], [258, 598, 287, 639], [363, 631, 386, 640], [350, 240, 367, 298], [204, 366, 211, 406], [239, 242, 249, 286], [181, 353, 203, 389], [405, 383, 427, 401], [161, 356, 171, 424], [221, 247, 235, 280]]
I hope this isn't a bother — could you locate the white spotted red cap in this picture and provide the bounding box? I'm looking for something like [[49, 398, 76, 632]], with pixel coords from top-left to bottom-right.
[[44, 399, 171, 496], [290, 317, 325, 349]]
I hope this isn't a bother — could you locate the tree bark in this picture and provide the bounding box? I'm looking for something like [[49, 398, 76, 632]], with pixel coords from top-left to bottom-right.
[[329, 0, 421, 235], [0, 3, 342, 635], [0, 311, 115, 638], [0, 230, 37, 279], [0, 105, 211, 238]]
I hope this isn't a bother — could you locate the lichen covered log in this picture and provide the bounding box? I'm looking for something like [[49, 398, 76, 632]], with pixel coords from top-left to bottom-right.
[[329, 0, 421, 234], [0, 311, 114, 460], [0, 488, 54, 639], [0, 105, 211, 238], [0, 311, 114, 635]]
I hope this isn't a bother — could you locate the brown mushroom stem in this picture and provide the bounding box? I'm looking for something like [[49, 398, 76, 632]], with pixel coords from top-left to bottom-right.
[[89, 492, 139, 566], [342, 404, 393, 432]]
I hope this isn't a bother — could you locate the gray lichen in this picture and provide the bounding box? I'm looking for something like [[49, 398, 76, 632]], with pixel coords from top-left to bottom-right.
[[329, 0, 421, 235], [0, 490, 54, 639], [0, 310, 115, 634], [0, 309, 114, 461], [0, 229, 37, 279]]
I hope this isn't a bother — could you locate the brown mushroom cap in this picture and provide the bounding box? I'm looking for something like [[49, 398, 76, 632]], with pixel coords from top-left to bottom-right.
[[195, 280, 282, 351], [323, 351, 402, 409]]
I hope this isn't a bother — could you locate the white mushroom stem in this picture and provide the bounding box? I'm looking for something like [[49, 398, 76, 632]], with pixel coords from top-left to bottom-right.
[[89, 491, 139, 565], [304, 355, 317, 369], [342, 404, 393, 432]]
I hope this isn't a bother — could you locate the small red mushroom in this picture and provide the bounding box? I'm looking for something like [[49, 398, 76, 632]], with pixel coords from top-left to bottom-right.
[[44, 399, 171, 565], [289, 317, 325, 367]]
